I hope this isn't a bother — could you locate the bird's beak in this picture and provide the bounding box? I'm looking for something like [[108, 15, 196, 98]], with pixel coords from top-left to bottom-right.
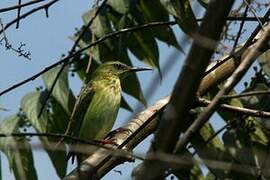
[[129, 67, 153, 72]]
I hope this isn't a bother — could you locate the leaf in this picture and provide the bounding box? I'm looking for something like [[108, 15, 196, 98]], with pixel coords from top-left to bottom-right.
[[139, 0, 183, 52], [160, 0, 198, 35], [223, 129, 259, 179], [128, 30, 160, 70], [108, 6, 161, 73], [42, 65, 76, 115], [21, 91, 67, 178], [107, 0, 130, 14], [259, 50, 270, 77], [0, 115, 37, 180]]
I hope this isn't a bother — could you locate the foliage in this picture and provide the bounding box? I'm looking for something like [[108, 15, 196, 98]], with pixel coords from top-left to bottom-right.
[[0, 0, 269, 179]]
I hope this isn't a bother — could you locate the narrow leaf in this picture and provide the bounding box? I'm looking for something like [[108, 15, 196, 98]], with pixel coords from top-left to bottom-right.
[[42, 64, 76, 115], [21, 91, 67, 178], [160, 0, 199, 35], [259, 50, 270, 78], [0, 115, 37, 180]]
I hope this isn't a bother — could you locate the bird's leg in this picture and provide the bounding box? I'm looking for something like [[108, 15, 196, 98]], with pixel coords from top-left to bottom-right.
[[98, 128, 132, 146], [105, 127, 133, 139], [98, 139, 119, 146]]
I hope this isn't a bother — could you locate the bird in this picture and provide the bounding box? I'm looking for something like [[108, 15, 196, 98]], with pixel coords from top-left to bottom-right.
[[59, 61, 151, 163]]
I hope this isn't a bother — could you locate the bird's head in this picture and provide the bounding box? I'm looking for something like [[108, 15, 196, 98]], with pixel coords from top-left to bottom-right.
[[94, 61, 152, 79]]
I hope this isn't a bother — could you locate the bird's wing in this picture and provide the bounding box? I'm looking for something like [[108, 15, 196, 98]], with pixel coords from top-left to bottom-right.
[[64, 82, 96, 138]]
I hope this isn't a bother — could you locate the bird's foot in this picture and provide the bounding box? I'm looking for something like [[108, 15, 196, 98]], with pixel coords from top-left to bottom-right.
[[99, 139, 118, 146], [105, 127, 132, 139]]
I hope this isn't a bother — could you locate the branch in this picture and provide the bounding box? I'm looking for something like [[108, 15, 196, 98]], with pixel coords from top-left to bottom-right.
[[196, 16, 270, 22], [16, 0, 22, 29], [232, 4, 249, 50], [0, 132, 100, 147], [198, 98, 270, 118], [0, 132, 141, 162], [174, 23, 270, 155], [222, 90, 270, 99], [0, 0, 46, 13], [0, 0, 60, 34], [0, 21, 176, 97]]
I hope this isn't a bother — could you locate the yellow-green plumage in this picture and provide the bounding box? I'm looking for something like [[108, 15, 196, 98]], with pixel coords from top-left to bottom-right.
[[79, 74, 121, 141], [63, 61, 151, 162]]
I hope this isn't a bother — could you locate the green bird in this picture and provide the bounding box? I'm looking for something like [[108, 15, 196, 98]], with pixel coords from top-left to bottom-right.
[[61, 61, 151, 162]]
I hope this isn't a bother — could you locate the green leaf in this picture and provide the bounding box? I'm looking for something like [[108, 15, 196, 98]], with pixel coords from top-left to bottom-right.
[[21, 91, 67, 178], [0, 115, 37, 180], [223, 129, 259, 179], [42, 64, 76, 115], [108, 7, 161, 72], [160, 0, 198, 35], [107, 0, 130, 14], [128, 30, 160, 69], [139, 0, 183, 52], [259, 50, 270, 78]]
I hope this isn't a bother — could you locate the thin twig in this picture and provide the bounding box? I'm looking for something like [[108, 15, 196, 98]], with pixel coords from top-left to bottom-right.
[[0, 21, 176, 97], [232, 4, 249, 50], [196, 16, 270, 22], [222, 90, 270, 99], [0, 132, 100, 146], [0, 18, 31, 60], [0, 0, 60, 35], [0, 132, 142, 161], [243, 0, 264, 29], [0, 0, 46, 13], [198, 98, 270, 118], [16, 0, 22, 29]]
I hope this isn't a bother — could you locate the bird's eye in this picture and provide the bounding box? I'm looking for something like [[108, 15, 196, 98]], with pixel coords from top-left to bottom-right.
[[114, 63, 126, 70]]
